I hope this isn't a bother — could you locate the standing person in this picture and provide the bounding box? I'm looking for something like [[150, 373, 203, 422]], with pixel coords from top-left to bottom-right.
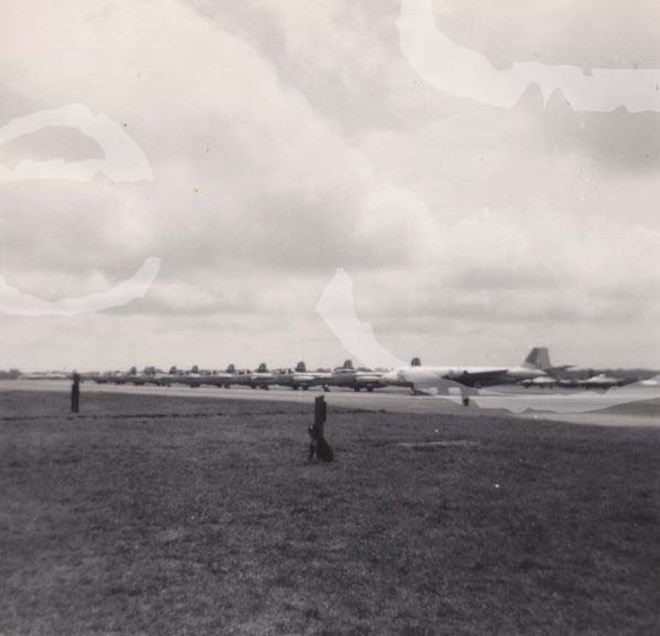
[[71, 371, 81, 413]]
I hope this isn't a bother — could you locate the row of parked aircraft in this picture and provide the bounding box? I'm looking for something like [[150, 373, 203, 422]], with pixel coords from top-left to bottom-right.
[[85, 347, 633, 394], [91, 360, 391, 392], [520, 373, 630, 390]]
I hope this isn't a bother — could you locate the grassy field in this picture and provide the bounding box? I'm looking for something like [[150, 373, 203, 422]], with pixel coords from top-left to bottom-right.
[[1, 390, 659, 635]]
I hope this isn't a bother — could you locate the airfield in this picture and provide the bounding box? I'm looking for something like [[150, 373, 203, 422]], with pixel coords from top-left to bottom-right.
[[2, 381, 659, 634], [4, 378, 660, 428]]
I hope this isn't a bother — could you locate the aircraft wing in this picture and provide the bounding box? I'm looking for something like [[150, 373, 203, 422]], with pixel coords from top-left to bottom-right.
[[547, 365, 574, 373], [446, 368, 509, 387]]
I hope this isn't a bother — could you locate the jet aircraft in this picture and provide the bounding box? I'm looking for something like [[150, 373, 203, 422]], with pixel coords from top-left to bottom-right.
[[245, 363, 276, 390], [274, 362, 331, 390], [383, 347, 550, 394], [328, 360, 388, 392], [579, 373, 626, 390]]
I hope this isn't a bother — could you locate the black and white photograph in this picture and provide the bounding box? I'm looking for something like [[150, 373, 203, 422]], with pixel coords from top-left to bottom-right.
[[1, 1, 659, 634]]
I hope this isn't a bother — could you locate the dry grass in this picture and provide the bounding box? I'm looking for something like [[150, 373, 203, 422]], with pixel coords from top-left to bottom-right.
[[1, 390, 659, 635]]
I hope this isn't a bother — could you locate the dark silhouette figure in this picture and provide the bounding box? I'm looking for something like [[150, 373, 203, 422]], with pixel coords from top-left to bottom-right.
[[308, 396, 334, 462], [71, 372, 81, 413]]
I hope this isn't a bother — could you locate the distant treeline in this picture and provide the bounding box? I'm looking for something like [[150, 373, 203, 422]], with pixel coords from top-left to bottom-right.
[[0, 369, 21, 379]]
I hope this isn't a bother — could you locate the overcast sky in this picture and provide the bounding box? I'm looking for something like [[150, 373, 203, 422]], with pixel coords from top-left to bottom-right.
[[1, 0, 659, 371]]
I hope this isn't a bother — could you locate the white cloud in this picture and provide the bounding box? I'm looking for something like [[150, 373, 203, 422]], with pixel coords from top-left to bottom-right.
[[0, 0, 659, 369]]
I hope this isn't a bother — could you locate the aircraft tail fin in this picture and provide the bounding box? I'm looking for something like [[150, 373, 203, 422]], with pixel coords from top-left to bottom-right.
[[522, 347, 551, 370]]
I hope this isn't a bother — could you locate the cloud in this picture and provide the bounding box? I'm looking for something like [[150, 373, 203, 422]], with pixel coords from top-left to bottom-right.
[[0, 0, 659, 369], [0, 104, 153, 183], [0, 258, 160, 317], [316, 268, 406, 368], [398, 0, 660, 112], [0, 3, 385, 268]]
